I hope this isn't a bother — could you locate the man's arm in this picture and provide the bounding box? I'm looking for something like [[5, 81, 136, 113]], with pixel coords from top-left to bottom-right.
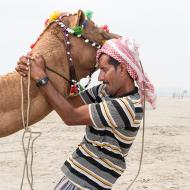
[[16, 54, 93, 126], [40, 80, 93, 126], [66, 94, 85, 108]]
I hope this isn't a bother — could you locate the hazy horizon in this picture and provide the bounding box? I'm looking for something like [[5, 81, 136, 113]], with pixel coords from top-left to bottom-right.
[[0, 0, 189, 92]]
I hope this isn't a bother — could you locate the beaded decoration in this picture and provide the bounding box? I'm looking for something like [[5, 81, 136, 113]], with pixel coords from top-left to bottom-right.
[[55, 18, 102, 49], [31, 11, 105, 95], [55, 16, 100, 95]]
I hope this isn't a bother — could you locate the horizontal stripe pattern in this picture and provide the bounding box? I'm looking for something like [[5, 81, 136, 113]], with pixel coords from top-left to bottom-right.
[[78, 144, 124, 174], [63, 84, 143, 190]]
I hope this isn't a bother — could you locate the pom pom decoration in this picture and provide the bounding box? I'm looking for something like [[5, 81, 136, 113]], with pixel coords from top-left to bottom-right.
[[101, 40, 107, 45], [100, 25, 110, 32], [85, 10, 93, 20], [44, 19, 49, 26], [70, 83, 79, 96], [30, 43, 36, 49], [79, 84, 85, 92], [72, 26, 84, 35], [30, 37, 40, 49], [48, 10, 61, 24]]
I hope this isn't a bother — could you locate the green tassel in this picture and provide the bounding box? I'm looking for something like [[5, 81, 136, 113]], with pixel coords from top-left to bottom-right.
[[85, 10, 93, 20], [72, 26, 84, 35], [79, 84, 85, 92]]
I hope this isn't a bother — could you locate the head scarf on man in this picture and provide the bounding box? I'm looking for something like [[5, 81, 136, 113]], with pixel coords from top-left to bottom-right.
[[96, 37, 156, 109]]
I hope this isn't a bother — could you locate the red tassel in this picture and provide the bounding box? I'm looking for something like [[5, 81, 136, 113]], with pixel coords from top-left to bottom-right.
[[100, 25, 110, 32], [30, 43, 36, 49], [70, 84, 79, 95], [30, 19, 49, 50], [44, 19, 49, 26], [30, 37, 40, 49]]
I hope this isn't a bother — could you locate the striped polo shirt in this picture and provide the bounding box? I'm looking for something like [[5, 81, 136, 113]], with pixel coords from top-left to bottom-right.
[[62, 84, 143, 190]]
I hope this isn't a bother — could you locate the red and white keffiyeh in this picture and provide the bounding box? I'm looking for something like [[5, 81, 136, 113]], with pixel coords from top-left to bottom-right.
[[96, 37, 156, 109]]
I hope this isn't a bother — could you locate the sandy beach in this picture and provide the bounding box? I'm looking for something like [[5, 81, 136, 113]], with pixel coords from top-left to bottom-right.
[[0, 97, 190, 190]]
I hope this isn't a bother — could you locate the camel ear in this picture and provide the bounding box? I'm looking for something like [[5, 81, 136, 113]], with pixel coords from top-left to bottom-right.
[[72, 10, 85, 27], [101, 31, 121, 40]]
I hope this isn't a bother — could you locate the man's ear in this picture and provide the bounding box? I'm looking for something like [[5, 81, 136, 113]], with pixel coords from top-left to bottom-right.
[[70, 10, 85, 28], [119, 63, 128, 75]]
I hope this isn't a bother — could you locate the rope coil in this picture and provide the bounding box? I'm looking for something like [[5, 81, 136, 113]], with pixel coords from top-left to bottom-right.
[[20, 60, 41, 190]]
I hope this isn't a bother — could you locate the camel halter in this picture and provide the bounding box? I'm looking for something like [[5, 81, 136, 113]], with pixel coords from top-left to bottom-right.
[[45, 15, 101, 94]]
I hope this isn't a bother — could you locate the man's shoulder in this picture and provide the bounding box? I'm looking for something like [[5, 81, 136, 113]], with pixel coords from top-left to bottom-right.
[[109, 87, 141, 103], [107, 90, 143, 114], [79, 83, 107, 104], [87, 83, 108, 100]]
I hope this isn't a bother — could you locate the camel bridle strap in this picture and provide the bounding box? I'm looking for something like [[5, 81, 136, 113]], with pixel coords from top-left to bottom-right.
[[46, 65, 96, 90], [60, 23, 78, 83], [55, 16, 101, 83], [45, 17, 101, 90], [57, 14, 102, 49]]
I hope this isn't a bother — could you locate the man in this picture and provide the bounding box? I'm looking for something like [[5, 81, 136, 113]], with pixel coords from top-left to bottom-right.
[[16, 37, 156, 190]]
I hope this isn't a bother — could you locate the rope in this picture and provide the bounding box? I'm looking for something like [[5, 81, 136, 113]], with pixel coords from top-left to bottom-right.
[[20, 60, 41, 190], [126, 98, 146, 190], [126, 60, 146, 190], [18, 57, 145, 190]]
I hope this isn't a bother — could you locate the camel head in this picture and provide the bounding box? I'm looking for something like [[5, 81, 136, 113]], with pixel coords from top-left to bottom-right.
[[0, 10, 121, 137], [31, 10, 120, 95]]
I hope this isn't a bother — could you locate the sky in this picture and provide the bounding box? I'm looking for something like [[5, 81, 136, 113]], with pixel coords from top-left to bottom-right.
[[0, 0, 189, 93]]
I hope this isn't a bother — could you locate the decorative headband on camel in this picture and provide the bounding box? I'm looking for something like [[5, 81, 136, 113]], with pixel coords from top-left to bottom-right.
[[30, 10, 111, 96]]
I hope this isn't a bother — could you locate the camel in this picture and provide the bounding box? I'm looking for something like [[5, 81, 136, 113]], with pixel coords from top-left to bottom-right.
[[0, 10, 120, 138]]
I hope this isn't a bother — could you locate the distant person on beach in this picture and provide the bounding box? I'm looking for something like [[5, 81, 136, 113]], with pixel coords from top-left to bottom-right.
[[16, 37, 156, 190]]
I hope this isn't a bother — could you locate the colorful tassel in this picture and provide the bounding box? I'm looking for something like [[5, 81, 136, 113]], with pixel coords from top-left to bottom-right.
[[30, 37, 40, 49], [70, 83, 79, 95], [101, 40, 107, 45], [100, 25, 110, 32], [85, 10, 93, 20], [79, 84, 85, 92], [49, 10, 61, 23], [44, 19, 49, 26], [72, 26, 84, 35]]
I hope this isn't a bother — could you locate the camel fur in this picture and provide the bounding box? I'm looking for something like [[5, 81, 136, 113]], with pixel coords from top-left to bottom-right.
[[0, 10, 120, 138]]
